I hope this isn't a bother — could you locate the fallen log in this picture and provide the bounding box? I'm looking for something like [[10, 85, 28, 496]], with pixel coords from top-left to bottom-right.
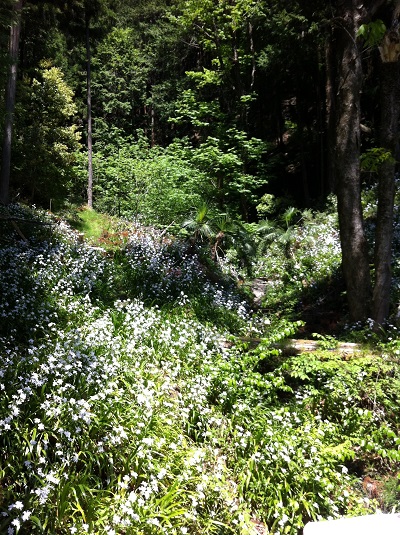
[[228, 337, 362, 356]]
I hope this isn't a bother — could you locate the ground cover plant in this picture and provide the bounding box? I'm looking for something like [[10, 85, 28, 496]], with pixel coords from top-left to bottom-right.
[[1, 204, 400, 535], [250, 203, 344, 326]]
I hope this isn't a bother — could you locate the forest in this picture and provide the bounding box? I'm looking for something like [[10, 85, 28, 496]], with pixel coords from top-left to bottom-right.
[[1, 0, 400, 534]]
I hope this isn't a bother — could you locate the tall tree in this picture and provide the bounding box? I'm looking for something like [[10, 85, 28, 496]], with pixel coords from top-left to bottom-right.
[[12, 65, 80, 202], [86, 6, 93, 208], [331, 0, 386, 322], [0, 0, 23, 205], [91, 27, 149, 140], [372, 8, 400, 324], [58, 0, 113, 207]]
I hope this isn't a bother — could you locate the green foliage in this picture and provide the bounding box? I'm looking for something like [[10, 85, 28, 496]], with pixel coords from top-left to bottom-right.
[[186, 68, 222, 88], [361, 147, 395, 173], [92, 27, 149, 137], [182, 202, 215, 243], [171, 89, 223, 128], [189, 131, 268, 216], [256, 193, 278, 218], [3, 0, 330, 222], [88, 135, 207, 225], [205, 325, 400, 531], [312, 332, 338, 350], [257, 207, 300, 259], [12, 65, 81, 203], [76, 120, 267, 227], [6, 0, 400, 524], [381, 474, 400, 512], [357, 20, 387, 48], [180, 204, 257, 277], [214, 216, 257, 271]]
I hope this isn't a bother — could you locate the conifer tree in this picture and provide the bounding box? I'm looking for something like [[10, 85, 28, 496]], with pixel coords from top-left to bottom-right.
[[0, 0, 23, 205]]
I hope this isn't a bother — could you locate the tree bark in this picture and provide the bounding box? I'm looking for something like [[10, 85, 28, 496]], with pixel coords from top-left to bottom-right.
[[325, 33, 336, 194], [372, 28, 400, 325], [0, 0, 22, 206], [86, 12, 93, 209], [333, 1, 372, 321]]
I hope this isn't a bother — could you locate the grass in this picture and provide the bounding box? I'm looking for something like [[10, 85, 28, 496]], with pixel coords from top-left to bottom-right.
[[64, 205, 131, 249], [65, 205, 113, 240]]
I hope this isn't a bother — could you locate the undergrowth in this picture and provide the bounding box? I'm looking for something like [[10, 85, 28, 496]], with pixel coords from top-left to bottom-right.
[[0, 204, 400, 535]]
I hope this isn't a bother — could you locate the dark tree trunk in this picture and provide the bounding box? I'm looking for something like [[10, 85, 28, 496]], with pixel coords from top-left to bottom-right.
[[86, 13, 93, 209], [325, 34, 336, 194], [0, 0, 22, 206], [333, 1, 372, 321], [372, 28, 400, 325]]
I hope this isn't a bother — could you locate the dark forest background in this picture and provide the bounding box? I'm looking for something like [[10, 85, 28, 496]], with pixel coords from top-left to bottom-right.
[[1, 0, 400, 325]]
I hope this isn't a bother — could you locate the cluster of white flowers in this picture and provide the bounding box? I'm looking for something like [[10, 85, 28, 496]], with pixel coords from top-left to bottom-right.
[[253, 209, 342, 296], [0, 211, 262, 534], [124, 230, 252, 321], [2, 205, 385, 535]]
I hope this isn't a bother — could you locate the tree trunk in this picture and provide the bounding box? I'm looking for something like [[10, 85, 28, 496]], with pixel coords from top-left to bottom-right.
[[333, 1, 372, 321], [86, 13, 93, 209], [248, 21, 255, 90], [372, 28, 400, 325], [0, 0, 22, 206], [325, 34, 336, 194], [151, 103, 155, 147]]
